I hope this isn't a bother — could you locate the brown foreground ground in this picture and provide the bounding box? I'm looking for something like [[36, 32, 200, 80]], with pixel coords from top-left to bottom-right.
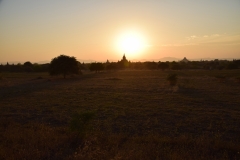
[[0, 70, 240, 160]]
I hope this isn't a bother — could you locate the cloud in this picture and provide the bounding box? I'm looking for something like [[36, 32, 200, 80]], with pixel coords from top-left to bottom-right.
[[212, 34, 220, 37], [161, 33, 240, 47], [161, 43, 198, 47], [200, 34, 240, 45], [186, 35, 198, 40]]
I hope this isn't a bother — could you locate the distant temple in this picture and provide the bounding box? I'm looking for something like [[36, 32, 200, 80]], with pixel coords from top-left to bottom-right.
[[180, 57, 190, 63], [121, 54, 128, 63], [119, 54, 129, 68]]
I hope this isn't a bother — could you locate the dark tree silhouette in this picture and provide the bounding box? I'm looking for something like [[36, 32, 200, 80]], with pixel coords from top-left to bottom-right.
[[144, 62, 158, 70], [23, 61, 33, 72], [89, 62, 104, 72], [106, 62, 119, 71], [227, 62, 238, 69], [158, 62, 169, 71], [170, 61, 181, 70], [49, 55, 80, 78], [23, 61, 33, 67]]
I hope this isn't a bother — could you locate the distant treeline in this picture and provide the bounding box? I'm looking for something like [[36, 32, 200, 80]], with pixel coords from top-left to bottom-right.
[[0, 59, 240, 73], [88, 59, 240, 72], [0, 62, 50, 72]]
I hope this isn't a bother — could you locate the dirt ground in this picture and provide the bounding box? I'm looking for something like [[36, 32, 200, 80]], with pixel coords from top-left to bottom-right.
[[0, 70, 240, 159]]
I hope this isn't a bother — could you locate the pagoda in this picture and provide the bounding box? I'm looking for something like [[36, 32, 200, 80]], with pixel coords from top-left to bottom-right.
[[119, 54, 129, 68], [180, 57, 190, 63]]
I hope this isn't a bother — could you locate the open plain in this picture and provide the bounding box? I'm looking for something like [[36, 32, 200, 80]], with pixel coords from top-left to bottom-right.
[[0, 70, 240, 160]]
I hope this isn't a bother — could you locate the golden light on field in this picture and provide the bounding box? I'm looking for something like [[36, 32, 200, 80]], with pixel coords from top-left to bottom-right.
[[115, 30, 147, 58]]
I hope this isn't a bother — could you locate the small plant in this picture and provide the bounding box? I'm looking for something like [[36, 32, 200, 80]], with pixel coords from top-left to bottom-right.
[[167, 73, 178, 86], [215, 75, 226, 82], [106, 77, 122, 81], [236, 76, 240, 83], [215, 75, 226, 79], [70, 111, 95, 138]]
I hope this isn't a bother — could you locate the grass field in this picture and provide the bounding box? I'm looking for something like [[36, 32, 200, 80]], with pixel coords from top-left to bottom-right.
[[0, 70, 240, 160]]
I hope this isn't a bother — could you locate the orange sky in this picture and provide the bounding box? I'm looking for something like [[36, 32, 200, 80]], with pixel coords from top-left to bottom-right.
[[0, 1, 240, 63]]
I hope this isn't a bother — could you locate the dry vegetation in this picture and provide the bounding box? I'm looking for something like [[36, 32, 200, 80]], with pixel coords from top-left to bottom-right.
[[0, 70, 240, 160]]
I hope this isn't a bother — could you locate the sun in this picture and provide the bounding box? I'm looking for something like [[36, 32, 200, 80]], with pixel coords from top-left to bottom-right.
[[116, 30, 146, 57]]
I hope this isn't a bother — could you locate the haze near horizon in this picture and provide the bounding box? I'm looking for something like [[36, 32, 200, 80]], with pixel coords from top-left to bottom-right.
[[0, 0, 240, 63]]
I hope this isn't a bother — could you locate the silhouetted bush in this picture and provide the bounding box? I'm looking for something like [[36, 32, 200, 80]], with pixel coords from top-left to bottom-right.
[[215, 75, 226, 82], [49, 55, 80, 78], [132, 62, 145, 70], [158, 62, 169, 71], [23, 61, 33, 67], [167, 73, 178, 86], [170, 62, 181, 70], [227, 62, 238, 70], [144, 62, 158, 70], [23, 61, 33, 72], [78, 62, 86, 70], [89, 62, 104, 72], [70, 111, 95, 138], [106, 62, 119, 71]]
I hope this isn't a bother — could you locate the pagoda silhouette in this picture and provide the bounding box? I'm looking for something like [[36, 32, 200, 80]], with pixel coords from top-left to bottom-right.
[[180, 57, 190, 63], [118, 54, 129, 68]]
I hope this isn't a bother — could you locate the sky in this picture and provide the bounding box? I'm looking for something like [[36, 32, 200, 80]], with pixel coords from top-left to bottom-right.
[[0, 0, 240, 63]]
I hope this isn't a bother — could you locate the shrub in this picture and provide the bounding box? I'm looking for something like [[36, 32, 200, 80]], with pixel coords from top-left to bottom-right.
[[167, 73, 178, 86], [158, 62, 169, 71], [89, 62, 104, 72], [70, 111, 95, 138], [215, 75, 226, 82], [215, 75, 226, 79], [227, 62, 238, 69], [170, 62, 181, 70], [235, 76, 240, 83]]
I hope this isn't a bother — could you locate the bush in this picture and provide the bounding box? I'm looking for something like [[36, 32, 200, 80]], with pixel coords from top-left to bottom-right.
[[70, 111, 95, 138], [158, 62, 169, 71], [171, 62, 181, 70], [89, 62, 104, 72], [167, 73, 178, 86], [215, 75, 226, 82], [227, 62, 238, 70]]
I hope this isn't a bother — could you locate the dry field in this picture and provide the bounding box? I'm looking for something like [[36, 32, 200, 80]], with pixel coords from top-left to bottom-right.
[[0, 70, 240, 160]]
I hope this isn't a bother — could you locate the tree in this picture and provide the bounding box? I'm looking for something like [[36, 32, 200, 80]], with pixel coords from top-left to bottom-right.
[[23, 61, 33, 72], [144, 62, 158, 70], [24, 61, 33, 67], [158, 62, 169, 71], [89, 62, 104, 72], [227, 62, 238, 70], [170, 61, 181, 70], [106, 62, 119, 71], [49, 55, 80, 78]]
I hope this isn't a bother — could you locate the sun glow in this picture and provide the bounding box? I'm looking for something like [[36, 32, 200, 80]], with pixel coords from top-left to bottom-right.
[[116, 30, 147, 57]]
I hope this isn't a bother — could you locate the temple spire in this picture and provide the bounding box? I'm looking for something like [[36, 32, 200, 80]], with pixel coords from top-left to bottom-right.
[[122, 54, 127, 61]]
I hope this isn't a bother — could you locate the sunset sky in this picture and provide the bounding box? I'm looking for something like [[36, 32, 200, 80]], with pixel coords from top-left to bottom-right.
[[0, 0, 240, 63]]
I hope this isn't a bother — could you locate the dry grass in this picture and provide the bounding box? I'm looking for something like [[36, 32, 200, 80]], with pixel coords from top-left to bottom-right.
[[0, 70, 240, 159]]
